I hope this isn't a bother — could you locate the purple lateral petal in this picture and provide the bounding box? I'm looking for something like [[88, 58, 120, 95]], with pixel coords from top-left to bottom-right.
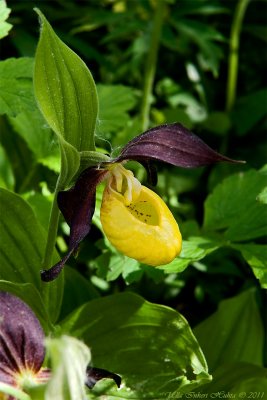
[[116, 123, 243, 167], [85, 366, 121, 389], [0, 292, 45, 386], [41, 168, 108, 282]]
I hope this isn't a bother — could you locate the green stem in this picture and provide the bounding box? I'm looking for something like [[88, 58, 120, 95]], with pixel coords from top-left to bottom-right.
[[140, 0, 165, 131], [0, 383, 31, 400], [225, 0, 251, 113], [42, 178, 61, 271]]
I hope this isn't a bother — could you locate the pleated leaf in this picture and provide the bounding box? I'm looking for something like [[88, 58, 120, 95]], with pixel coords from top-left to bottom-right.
[[0, 188, 63, 323], [61, 292, 211, 398]]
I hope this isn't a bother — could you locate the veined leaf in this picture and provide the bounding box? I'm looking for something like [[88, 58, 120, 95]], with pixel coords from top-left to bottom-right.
[[9, 109, 60, 173], [61, 292, 211, 398], [194, 289, 264, 372], [159, 236, 220, 273], [0, 188, 63, 323], [0, 58, 35, 117], [0, 0, 12, 39], [232, 243, 267, 288], [34, 9, 98, 153], [204, 169, 267, 241]]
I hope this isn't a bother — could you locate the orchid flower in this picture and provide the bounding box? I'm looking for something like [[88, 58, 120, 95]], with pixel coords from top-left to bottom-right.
[[0, 292, 120, 399], [41, 123, 242, 282]]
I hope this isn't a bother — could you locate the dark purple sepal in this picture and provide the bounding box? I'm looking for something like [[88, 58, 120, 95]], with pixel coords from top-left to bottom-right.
[[85, 366, 121, 389], [41, 168, 108, 282], [116, 123, 244, 167], [0, 292, 45, 386]]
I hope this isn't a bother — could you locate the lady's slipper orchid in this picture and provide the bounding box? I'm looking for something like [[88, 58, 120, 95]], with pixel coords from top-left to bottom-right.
[[41, 123, 243, 282], [0, 291, 50, 399], [0, 292, 120, 399]]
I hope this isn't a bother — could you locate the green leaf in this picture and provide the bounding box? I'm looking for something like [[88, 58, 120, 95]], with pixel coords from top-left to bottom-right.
[[232, 88, 267, 135], [34, 9, 98, 153], [159, 236, 219, 273], [204, 169, 267, 241], [0, 188, 63, 323], [0, 143, 14, 189], [59, 266, 100, 320], [61, 292, 211, 398], [0, 58, 36, 116], [197, 362, 267, 394], [9, 109, 60, 173], [96, 84, 137, 137], [0, 0, 12, 39], [194, 289, 264, 372], [45, 336, 91, 400], [232, 244, 267, 288], [257, 186, 267, 204]]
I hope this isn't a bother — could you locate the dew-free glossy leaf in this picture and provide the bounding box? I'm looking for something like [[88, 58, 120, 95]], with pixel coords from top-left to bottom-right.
[[0, 188, 63, 323], [61, 292, 211, 398], [194, 289, 264, 372], [34, 10, 98, 152], [204, 169, 267, 241]]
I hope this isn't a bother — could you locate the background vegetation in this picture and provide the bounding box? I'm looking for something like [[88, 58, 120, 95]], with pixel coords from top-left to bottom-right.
[[0, 0, 266, 398]]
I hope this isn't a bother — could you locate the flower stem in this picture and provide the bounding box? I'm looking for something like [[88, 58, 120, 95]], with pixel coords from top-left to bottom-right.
[[42, 179, 61, 271], [0, 383, 31, 400], [225, 0, 251, 113], [140, 0, 165, 132]]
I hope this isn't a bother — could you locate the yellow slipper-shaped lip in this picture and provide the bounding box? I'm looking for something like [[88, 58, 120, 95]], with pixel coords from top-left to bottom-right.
[[100, 182, 182, 266]]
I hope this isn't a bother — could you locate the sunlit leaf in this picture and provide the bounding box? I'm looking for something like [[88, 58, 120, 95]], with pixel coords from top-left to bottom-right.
[[0, 143, 14, 189], [159, 236, 220, 273], [0, 0, 12, 39], [61, 292, 211, 398], [231, 244, 267, 288]]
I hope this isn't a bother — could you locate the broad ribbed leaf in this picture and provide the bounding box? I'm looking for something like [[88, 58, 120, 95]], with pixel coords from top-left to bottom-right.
[[196, 362, 267, 394], [61, 292, 211, 398], [9, 110, 60, 173], [0, 58, 35, 116], [0, 188, 63, 322], [34, 9, 98, 152], [194, 289, 264, 372], [0, 292, 45, 386], [116, 123, 242, 167], [204, 169, 267, 241]]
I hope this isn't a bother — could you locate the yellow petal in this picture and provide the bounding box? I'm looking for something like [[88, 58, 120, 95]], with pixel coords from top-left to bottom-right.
[[100, 184, 182, 266]]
